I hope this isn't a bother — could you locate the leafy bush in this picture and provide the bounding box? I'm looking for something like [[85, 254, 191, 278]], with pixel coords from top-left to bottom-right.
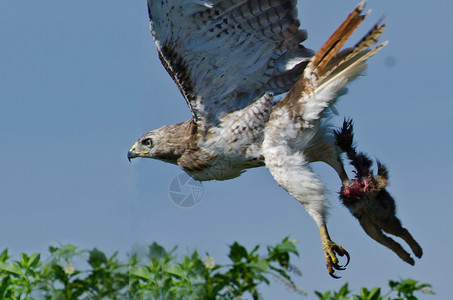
[[315, 278, 434, 300], [0, 238, 302, 299], [129, 238, 304, 299], [0, 239, 433, 299]]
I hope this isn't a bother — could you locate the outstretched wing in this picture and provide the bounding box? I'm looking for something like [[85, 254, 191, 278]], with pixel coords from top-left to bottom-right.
[[148, 0, 313, 126]]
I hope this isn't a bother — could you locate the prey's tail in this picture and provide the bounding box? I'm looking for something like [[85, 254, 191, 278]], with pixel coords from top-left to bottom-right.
[[277, 1, 387, 126]]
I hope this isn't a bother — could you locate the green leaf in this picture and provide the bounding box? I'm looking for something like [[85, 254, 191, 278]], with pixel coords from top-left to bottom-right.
[[277, 252, 290, 269], [251, 261, 269, 273], [0, 261, 24, 277], [48, 246, 58, 254], [88, 248, 107, 268], [130, 266, 154, 281], [315, 290, 330, 299], [20, 253, 28, 266], [275, 240, 298, 255], [368, 287, 381, 300], [360, 287, 369, 298], [0, 249, 8, 262], [338, 283, 351, 296], [59, 244, 78, 259], [49, 244, 79, 261], [164, 264, 185, 278], [149, 242, 166, 260], [229, 242, 247, 263], [27, 253, 40, 269], [249, 245, 260, 256]]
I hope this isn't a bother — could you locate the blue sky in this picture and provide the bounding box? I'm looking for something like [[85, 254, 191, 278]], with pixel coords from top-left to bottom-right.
[[1, 0, 452, 298]]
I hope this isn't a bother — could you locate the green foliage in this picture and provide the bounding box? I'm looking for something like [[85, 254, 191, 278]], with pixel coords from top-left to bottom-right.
[[0, 238, 303, 299], [315, 278, 435, 300], [129, 238, 304, 299], [0, 239, 434, 299]]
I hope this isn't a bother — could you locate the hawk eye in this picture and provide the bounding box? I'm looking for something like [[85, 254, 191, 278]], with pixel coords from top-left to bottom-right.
[[141, 138, 153, 147]]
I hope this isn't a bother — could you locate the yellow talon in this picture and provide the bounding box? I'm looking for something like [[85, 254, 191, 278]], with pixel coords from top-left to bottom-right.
[[319, 225, 349, 278]]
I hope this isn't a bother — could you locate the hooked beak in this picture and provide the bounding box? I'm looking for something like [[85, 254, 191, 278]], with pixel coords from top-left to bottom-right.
[[127, 149, 136, 162], [127, 143, 149, 162], [127, 143, 138, 162]]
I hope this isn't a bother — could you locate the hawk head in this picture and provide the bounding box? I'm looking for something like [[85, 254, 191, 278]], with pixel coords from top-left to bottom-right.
[[127, 120, 195, 164]]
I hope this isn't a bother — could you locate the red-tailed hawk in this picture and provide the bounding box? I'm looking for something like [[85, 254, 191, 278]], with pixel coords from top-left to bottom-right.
[[128, 0, 422, 277]]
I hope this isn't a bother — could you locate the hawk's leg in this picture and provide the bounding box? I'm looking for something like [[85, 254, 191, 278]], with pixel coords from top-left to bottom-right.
[[263, 147, 349, 278]]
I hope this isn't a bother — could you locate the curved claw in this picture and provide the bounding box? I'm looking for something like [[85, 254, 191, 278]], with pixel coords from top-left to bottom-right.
[[330, 272, 341, 279], [324, 242, 350, 278], [333, 249, 350, 270], [343, 250, 350, 266], [333, 263, 346, 271]]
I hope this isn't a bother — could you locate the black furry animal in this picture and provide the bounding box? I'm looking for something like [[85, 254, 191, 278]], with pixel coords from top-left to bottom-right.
[[335, 120, 423, 265]]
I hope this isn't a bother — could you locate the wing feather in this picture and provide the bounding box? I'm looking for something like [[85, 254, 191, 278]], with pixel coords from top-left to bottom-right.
[[148, 0, 313, 127]]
